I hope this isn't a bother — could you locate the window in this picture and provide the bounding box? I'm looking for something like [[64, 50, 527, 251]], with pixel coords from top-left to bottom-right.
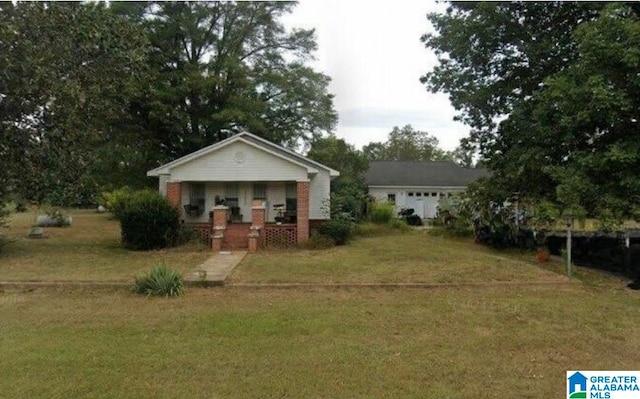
[[285, 183, 297, 199], [224, 183, 239, 208], [189, 183, 205, 205], [387, 193, 396, 203], [185, 183, 205, 216], [408, 192, 414, 197], [285, 183, 297, 222], [416, 192, 422, 197], [431, 192, 438, 197], [253, 183, 266, 200]]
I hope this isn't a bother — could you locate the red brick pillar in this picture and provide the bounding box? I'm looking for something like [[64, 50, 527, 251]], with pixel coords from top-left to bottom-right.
[[249, 204, 266, 252], [212, 234, 223, 251], [248, 232, 259, 252], [211, 206, 228, 251], [166, 182, 182, 209], [212, 206, 228, 229], [251, 206, 266, 229], [296, 180, 310, 244]]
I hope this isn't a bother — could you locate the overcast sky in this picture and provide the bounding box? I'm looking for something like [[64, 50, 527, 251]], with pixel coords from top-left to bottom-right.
[[283, 0, 468, 151]]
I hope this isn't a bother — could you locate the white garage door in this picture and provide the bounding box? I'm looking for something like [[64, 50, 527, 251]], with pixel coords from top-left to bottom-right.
[[405, 193, 424, 218]]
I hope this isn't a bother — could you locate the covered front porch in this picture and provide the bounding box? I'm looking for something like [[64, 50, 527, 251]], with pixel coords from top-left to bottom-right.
[[175, 181, 300, 225], [165, 180, 310, 251]]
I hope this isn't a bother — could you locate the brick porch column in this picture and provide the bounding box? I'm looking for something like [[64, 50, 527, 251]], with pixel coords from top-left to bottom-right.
[[296, 180, 310, 244], [251, 205, 266, 229], [166, 181, 182, 209], [249, 203, 266, 252], [211, 205, 228, 251]]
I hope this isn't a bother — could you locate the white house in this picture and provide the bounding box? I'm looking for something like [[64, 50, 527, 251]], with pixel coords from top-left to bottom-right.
[[147, 131, 339, 250], [366, 161, 487, 219]]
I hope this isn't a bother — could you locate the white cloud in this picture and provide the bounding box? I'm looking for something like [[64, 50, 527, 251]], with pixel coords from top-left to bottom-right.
[[283, 0, 469, 151]]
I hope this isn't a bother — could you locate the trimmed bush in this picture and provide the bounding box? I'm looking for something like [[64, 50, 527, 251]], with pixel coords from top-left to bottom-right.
[[317, 216, 354, 245], [120, 191, 181, 250], [102, 187, 136, 219], [134, 264, 185, 297], [369, 201, 395, 224]]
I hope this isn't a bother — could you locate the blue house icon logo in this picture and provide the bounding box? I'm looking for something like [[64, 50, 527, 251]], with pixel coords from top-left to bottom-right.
[[568, 372, 587, 398]]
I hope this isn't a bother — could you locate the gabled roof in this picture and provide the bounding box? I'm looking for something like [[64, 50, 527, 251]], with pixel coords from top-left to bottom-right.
[[147, 131, 340, 177], [365, 160, 488, 187]]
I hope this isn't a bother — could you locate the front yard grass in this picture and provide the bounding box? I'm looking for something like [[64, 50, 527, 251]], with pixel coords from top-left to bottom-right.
[[230, 229, 567, 284], [0, 210, 210, 281], [1, 285, 639, 398]]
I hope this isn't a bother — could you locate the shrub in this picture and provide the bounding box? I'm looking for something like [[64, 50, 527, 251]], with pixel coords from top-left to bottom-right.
[[120, 190, 181, 250], [435, 196, 473, 236], [317, 215, 354, 245], [134, 264, 185, 297], [304, 231, 335, 250], [102, 187, 136, 219], [174, 224, 199, 246], [369, 201, 395, 224]]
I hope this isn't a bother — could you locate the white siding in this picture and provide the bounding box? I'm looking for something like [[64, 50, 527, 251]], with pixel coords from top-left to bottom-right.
[[369, 186, 466, 219], [265, 182, 286, 222], [309, 170, 331, 220], [158, 175, 169, 196], [169, 141, 307, 182]]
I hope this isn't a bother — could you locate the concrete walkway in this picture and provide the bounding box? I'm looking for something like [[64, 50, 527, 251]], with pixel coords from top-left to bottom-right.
[[183, 251, 247, 287]]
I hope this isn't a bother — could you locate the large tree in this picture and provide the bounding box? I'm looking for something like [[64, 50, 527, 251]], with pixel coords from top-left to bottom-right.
[[307, 135, 368, 183], [1, 1, 337, 205], [307, 135, 369, 221], [362, 125, 451, 162], [113, 1, 337, 164], [423, 2, 640, 219], [0, 2, 150, 205]]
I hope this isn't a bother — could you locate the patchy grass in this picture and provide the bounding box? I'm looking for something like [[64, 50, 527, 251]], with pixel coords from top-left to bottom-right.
[[0, 210, 210, 281], [0, 285, 638, 398], [230, 229, 566, 284]]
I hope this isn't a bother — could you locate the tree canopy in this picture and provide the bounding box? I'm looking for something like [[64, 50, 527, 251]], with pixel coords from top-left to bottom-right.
[[0, 2, 150, 205], [113, 1, 337, 163], [0, 1, 337, 206], [362, 125, 451, 162], [423, 2, 640, 220]]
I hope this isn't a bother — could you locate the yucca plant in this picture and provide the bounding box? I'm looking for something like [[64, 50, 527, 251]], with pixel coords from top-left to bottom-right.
[[134, 264, 185, 297]]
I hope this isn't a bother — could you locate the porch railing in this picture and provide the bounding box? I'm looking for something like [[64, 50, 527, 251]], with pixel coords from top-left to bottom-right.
[[264, 224, 297, 247]]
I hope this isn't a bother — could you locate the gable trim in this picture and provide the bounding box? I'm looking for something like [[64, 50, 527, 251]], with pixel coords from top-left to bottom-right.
[[147, 132, 327, 177]]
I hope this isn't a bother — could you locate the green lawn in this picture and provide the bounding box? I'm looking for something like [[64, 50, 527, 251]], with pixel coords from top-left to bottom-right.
[[1, 212, 639, 397], [1, 285, 639, 398], [230, 229, 568, 284], [0, 210, 210, 281]]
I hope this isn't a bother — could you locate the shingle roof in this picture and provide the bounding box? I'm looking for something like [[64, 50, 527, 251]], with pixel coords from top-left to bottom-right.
[[365, 161, 488, 187]]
